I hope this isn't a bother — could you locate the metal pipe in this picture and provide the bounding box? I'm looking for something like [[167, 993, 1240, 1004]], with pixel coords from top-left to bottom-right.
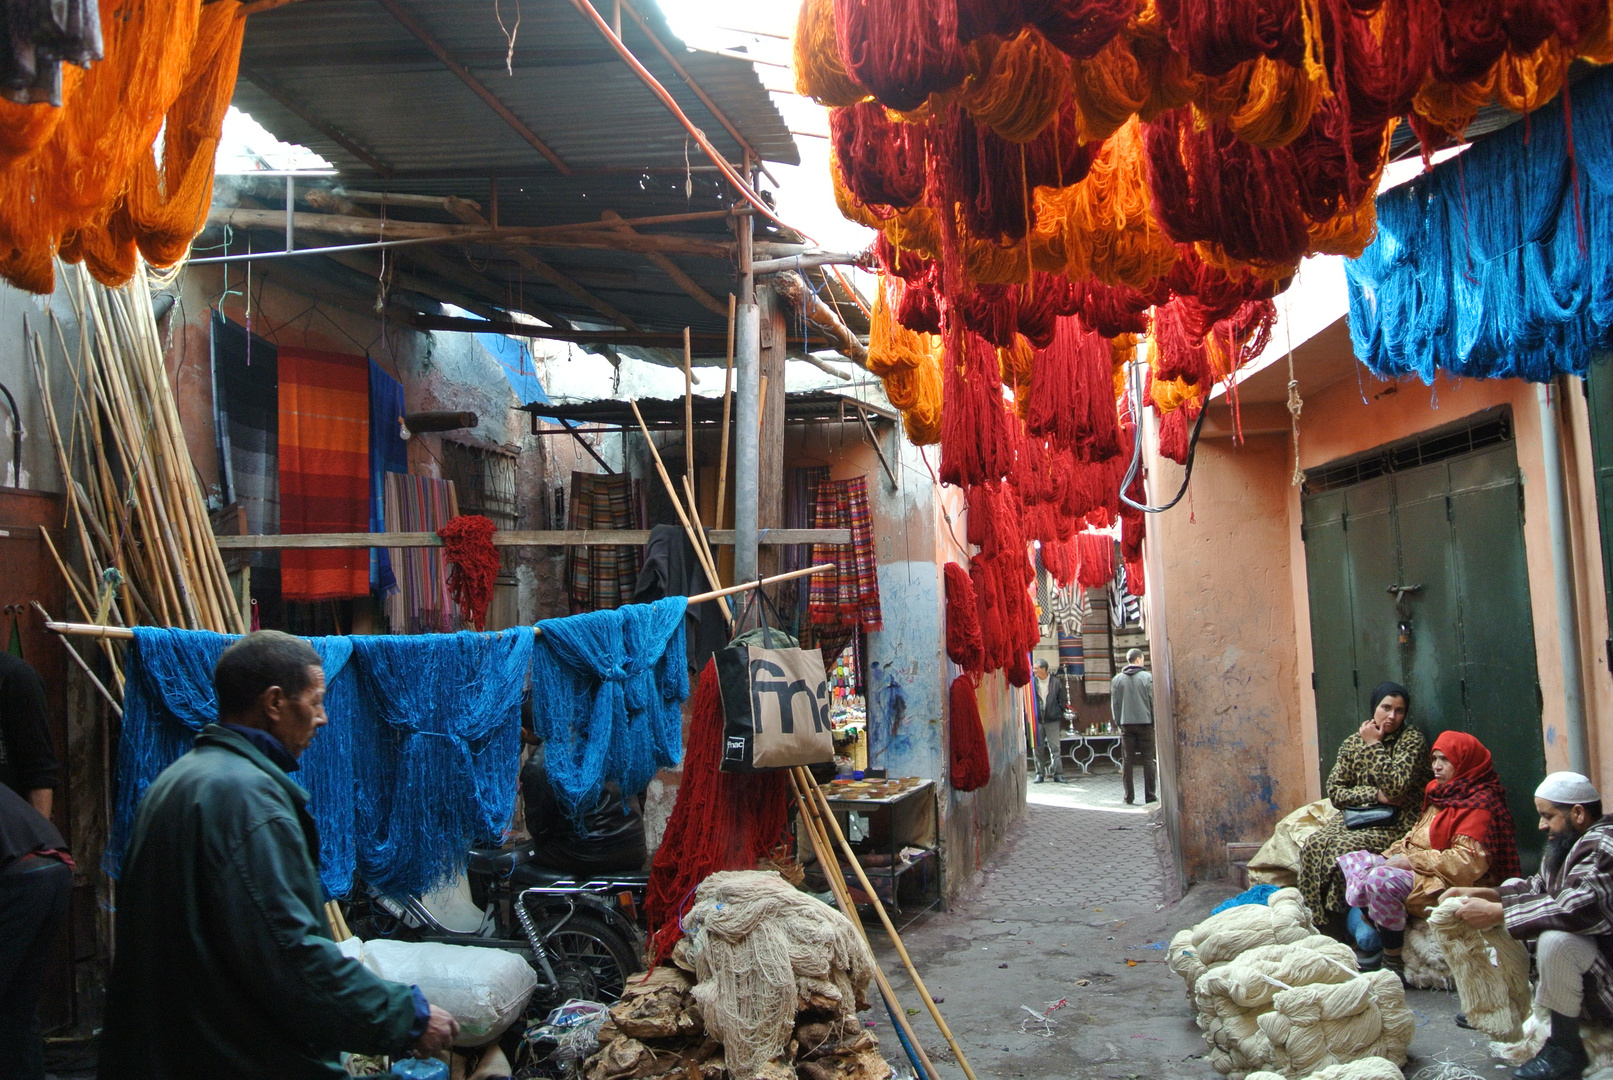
[[285, 176, 294, 253], [733, 204, 760, 590], [186, 233, 482, 264], [749, 251, 869, 274], [0, 378, 19, 486], [1537, 379, 1591, 775]]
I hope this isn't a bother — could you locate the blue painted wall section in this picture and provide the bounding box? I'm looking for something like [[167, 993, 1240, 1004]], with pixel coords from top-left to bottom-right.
[[867, 561, 943, 781]]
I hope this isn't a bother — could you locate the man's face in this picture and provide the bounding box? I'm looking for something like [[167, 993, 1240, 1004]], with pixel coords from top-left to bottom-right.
[[1535, 797, 1590, 837], [1036, 664, 1049, 678], [265, 665, 328, 760]]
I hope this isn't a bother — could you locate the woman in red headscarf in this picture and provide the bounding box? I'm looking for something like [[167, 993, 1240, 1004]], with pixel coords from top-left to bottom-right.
[[1336, 730, 1520, 974]]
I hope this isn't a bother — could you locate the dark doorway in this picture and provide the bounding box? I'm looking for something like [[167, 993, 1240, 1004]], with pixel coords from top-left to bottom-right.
[[1301, 409, 1546, 868]]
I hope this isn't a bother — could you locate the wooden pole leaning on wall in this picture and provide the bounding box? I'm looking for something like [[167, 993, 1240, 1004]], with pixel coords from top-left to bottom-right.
[[785, 767, 940, 1080], [799, 774, 980, 1080], [683, 327, 695, 508], [628, 400, 733, 624]]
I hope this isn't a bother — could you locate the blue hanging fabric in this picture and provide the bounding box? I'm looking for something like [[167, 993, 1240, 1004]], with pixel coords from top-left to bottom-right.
[[1347, 65, 1613, 383], [348, 629, 532, 898], [530, 597, 689, 821], [105, 628, 359, 898], [368, 359, 408, 594]]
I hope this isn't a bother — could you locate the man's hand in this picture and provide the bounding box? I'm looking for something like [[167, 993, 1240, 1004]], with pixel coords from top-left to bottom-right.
[[1454, 898, 1505, 929], [1385, 854, 1414, 871], [412, 1005, 459, 1056], [1359, 720, 1383, 746]]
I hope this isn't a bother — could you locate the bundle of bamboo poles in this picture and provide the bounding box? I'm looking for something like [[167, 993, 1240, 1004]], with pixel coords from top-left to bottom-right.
[[28, 260, 245, 697]]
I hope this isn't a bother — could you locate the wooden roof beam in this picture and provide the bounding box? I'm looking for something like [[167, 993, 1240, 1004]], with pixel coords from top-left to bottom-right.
[[442, 197, 643, 332], [374, 0, 573, 176], [601, 210, 726, 317]]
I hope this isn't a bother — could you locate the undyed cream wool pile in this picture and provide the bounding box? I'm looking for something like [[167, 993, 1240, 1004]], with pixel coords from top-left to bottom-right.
[[1169, 888, 1317, 999], [1171, 888, 1415, 1078], [1426, 896, 1531, 1041], [679, 871, 875, 1080], [1247, 1057, 1404, 1080]]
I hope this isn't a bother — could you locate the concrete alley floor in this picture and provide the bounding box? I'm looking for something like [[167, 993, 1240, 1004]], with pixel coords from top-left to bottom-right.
[[867, 767, 1505, 1080]]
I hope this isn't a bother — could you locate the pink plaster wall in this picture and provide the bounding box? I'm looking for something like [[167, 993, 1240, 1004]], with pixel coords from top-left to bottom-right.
[[1150, 347, 1613, 882]]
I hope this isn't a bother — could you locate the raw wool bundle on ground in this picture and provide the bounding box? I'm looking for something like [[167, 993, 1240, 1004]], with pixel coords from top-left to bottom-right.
[[1246, 1056, 1403, 1080], [1492, 1008, 1613, 1076], [1192, 935, 1358, 1076], [1169, 887, 1316, 998], [676, 871, 879, 1080], [1256, 969, 1415, 1077], [1425, 897, 1531, 1041], [1401, 918, 1454, 991], [1246, 800, 1339, 888]]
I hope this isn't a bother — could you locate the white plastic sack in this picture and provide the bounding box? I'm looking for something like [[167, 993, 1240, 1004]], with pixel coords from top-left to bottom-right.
[[359, 938, 537, 1047]]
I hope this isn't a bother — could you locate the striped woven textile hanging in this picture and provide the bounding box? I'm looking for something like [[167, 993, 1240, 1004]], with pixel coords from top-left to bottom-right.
[[383, 474, 458, 633]]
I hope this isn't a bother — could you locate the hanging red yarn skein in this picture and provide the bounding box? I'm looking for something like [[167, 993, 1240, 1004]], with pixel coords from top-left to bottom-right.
[[833, 0, 968, 111], [940, 331, 1013, 487], [646, 660, 791, 959], [945, 561, 986, 674], [437, 514, 500, 631], [1076, 532, 1116, 588], [949, 675, 992, 791], [831, 100, 928, 210]]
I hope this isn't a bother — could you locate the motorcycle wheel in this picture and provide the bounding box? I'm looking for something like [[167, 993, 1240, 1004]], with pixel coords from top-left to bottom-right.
[[539, 913, 641, 1004]]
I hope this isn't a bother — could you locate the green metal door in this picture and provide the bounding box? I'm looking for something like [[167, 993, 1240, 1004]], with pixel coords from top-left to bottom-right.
[[1302, 422, 1545, 867], [1585, 358, 1613, 671]]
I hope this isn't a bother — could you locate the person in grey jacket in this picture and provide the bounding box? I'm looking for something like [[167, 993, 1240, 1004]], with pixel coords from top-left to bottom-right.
[[1111, 649, 1156, 804]]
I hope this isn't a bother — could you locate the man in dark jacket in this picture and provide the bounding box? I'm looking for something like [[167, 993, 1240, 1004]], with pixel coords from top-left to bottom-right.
[[101, 631, 459, 1078], [1110, 649, 1155, 805], [0, 784, 71, 1080], [1032, 659, 1069, 784], [0, 652, 59, 816]]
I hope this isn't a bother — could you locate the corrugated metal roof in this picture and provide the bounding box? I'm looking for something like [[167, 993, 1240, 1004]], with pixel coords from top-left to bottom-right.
[[216, 0, 810, 357]]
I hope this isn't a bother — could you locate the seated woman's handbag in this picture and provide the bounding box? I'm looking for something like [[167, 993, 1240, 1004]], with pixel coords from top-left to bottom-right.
[[1342, 805, 1397, 830], [715, 591, 835, 772]]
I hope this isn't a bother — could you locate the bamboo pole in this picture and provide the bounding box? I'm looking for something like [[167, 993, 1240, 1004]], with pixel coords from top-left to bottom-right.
[[787, 768, 941, 1080], [716, 293, 736, 532], [681, 474, 733, 632], [30, 604, 122, 716], [628, 400, 733, 623], [683, 326, 695, 509], [41, 564, 834, 643], [802, 775, 979, 1080]]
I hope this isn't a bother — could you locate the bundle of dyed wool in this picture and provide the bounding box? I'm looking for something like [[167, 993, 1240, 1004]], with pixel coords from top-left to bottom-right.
[[677, 870, 875, 1080], [830, 100, 925, 210], [944, 561, 986, 674], [1026, 314, 1124, 460], [1426, 896, 1531, 1041], [831, 0, 966, 112], [350, 629, 532, 896], [1399, 918, 1454, 991], [1076, 532, 1116, 588], [948, 674, 991, 791], [939, 332, 1014, 487], [437, 514, 499, 631], [792, 0, 868, 107], [1167, 886, 1316, 998], [529, 598, 689, 822], [0, 0, 246, 292], [645, 662, 790, 959]]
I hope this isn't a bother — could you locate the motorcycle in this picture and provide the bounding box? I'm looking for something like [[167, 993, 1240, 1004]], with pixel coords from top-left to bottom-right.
[[343, 842, 649, 1012]]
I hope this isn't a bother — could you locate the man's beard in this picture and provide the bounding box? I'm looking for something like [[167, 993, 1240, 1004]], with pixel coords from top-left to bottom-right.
[[1543, 828, 1582, 879]]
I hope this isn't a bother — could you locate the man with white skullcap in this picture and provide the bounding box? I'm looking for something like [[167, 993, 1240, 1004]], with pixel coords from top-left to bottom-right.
[[1446, 771, 1611, 1080]]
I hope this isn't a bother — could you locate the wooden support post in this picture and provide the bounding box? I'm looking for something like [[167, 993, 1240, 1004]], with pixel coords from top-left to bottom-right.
[[683, 327, 695, 507], [757, 285, 788, 582], [715, 294, 736, 531]]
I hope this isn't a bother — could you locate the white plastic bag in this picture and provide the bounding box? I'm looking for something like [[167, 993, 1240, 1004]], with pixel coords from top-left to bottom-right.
[[359, 938, 537, 1047]]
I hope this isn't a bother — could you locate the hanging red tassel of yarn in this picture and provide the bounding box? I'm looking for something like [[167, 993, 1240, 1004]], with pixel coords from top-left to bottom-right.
[[1145, 108, 1311, 269], [1041, 537, 1078, 586], [1076, 531, 1116, 588], [1124, 554, 1146, 597], [1026, 315, 1124, 461], [1071, 277, 1155, 337], [940, 331, 1013, 487], [933, 100, 1095, 244], [948, 675, 992, 791], [437, 514, 500, 631], [1153, 0, 1303, 77], [1155, 398, 1202, 464], [1030, 0, 1139, 58], [833, 0, 968, 111], [1152, 299, 1214, 386], [646, 660, 791, 959], [831, 100, 927, 210], [945, 561, 986, 674]]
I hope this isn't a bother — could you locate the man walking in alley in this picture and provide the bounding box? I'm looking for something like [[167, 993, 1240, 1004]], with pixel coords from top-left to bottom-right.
[[1111, 649, 1156, 804], [1032, 659, 1068, 784], [101, 631, 459, 1078], [1448, 772, 1613, 1080]]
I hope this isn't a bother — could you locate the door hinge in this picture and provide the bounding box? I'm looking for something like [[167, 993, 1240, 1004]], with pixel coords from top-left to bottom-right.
[[1352, 669, 1359, 688], [1311, 671, 1318, 691], [1460, 677, 1467, 707], [1446, 495, 1454, 523], [1537, 681, 1544, 713], [1341, 513, 1349, 532]]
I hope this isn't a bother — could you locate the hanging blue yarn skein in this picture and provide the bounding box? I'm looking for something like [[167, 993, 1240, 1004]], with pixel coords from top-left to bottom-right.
[[530, 597, 689, 822], [348, 629, 532, 898], [1347, 66, 1613, 384], [106, 628, 359, 898]]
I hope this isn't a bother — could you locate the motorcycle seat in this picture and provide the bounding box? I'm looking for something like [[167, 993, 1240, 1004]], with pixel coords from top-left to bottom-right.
[[466, 845, 534, 877], [510, 863, 652, 889]]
